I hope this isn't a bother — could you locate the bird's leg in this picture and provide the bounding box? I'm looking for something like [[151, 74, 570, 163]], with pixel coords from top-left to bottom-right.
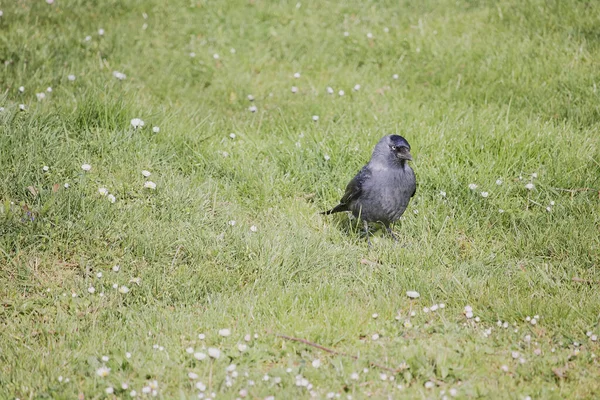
[[385, 224, 398, 241], [363, 221, 372, 247]]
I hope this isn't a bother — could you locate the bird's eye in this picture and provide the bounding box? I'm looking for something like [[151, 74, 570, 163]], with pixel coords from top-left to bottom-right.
[[391, 145, 397, 151]]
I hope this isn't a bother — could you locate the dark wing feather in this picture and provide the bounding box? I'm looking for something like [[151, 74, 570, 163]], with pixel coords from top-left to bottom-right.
[[321, 166, 371, 215]]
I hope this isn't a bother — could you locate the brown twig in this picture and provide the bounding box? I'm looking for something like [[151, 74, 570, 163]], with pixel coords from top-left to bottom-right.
[[276, 334, 403, 373], [572, 277, 600, 284]]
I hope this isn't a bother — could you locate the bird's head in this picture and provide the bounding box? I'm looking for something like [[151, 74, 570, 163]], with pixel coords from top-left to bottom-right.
[[372, 135, 413, 166]]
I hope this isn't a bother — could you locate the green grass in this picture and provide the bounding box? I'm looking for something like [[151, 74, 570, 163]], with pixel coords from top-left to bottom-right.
[[1, 0, 600, 398]]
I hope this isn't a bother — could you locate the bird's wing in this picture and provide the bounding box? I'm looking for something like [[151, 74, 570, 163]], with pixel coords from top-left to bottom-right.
[[340, 165, 371, 205], [411, 168, 417, 197]]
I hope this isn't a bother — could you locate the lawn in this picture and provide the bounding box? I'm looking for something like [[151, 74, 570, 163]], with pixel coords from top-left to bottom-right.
[[1, 0, 600, 398]]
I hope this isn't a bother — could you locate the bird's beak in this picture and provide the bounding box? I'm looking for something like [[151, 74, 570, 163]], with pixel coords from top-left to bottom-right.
[[398, 147, 412, 161]]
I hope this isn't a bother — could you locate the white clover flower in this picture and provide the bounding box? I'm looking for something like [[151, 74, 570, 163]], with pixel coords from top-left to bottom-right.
[[244, 334, 251, 341], [98, 28, 105, 35], [112, 71, 126, 80], [592, 335, 597, 342], [47, 87, 53, 92], [96, 366, 111, 377], [312, 115, 319, 121], [439, 303, 445, 308], [550, 201, 555, 206], [142, 386, 151, 394], [532, 172, 538, 178], [250, 225, 258, 232], [353, 84, 361, 91], [500, 365, 509, 372], [68, 74, 76, 81], [327, 86, 334, 94], [98, 187, 109, 196], [372, 313, 378, 319], [141, 170, 151, 177], [406, 291, 420, 299], [227, 220, 236, 226], [207, 347, 221, 359], [213, 53, 219, 59], [126, 352, 131, 358], [194, 352, 207, 360], [384, 27, 389, 33], [88, 287, 95, 294], [81, 163, 92, 171], [293, 72, 301, 78], [423, 307, 430, 313], [198, 333, 206, 340], [36, 92, 46, 101], [144, 181, 157, 190], [119, 285, 130, 294], [237, 343, 247, 352], [19, 104, 26, 111], [468, 183, 478, 190], [338, 90, 345, 96], [440, 191, 446, 197], [58, 376, 63, 382], [371, 333, 379, 340], [481, 191, 489, 198], [218, 328, 231, 337], [97, 272, 103, 278], [525, 183, 535, 190], [189, 52, 196, 57], [248, 105, 257, 113], [379, 373, 387, 381], [324, 154, 330, 161], [186, 347, 194, 354], [247, 94, 254, 101], [101, 355, 109, 362], [19, 86, 25, 93], [350, 372, 359, 380], [343, 31, 349, 37], [511, 351, 520, 359], [112, 265, 120, 272], [188, 372, 199, 380], [424, 381, 435, 389], [105, 387, 114, 394], [312, 359, 321, 368], [449, 388, 458, 397], [42, 165, 49, 172], [430, 304, 439, 311], [130, 118, 145, 128], [393, 74, 399, 80], [291, 86, 298, 93], [499, 209, 504, 213], [85, 36, 92, 42], [366, 32, 373, 39]]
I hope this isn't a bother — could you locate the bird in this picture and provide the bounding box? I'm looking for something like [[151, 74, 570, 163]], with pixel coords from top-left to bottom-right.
[[321, 134, 416, 242]]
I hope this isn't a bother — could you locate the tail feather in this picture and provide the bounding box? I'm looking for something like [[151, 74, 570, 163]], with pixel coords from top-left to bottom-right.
[[321, 203, 348, 215]]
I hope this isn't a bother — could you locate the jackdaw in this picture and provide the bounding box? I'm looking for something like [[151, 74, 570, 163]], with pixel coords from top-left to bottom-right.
[[321, 134, 416, 241]]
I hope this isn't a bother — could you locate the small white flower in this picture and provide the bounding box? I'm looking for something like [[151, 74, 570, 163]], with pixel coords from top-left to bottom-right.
[[186, 347, 194, 354], [379, 373, 388, 381], [526, 316, 531, 321], [71, 293, 78, 298], [353, 84, 361, 91], [237, 343, 248, 352], [42, 165, 49, 172], [338, 90, 345, 96], [371, 333, 379, 340], [152, 126, 160, 133], [140, 170, 152, 178], [465, 311, 473, 319], [130, 118, 145, 128], [525, 183, 535, 190], [58, 376, 63, 382], [125, 352, 131, 358], [366, 32, 373, 39], [291, 86, 298, 93], [413, 209, 419, 214], [406, 291, 420, 299], [142, 386, 151, 394], [228, 220, 236, 226], [247, 94, 254, 101], [98, 187, 109, 196], [68, 74, 76, 81], [98, 28, 105, 35], [119, 285, 130, 294], [501, 365, 509, 372], [424, 381, 435, 389], [244, 334, 251, 341], [218, 328, 231, 337], [312, 115, 319, 121], [393, 74, 399, 80], [530, 318, 537, 325], [592, 335, 598, 342], [550, 201, 555, 206], [262, 374, 270, 381], [312, 359, 321, 368], [440, 191, 446, 197], [96, 366, 111, 377], [198, 333, 206, 340], [189, 52, 196, 58], [64, 183, 70, 188], [36, 92, 46, 101], [423, 307, 430, 313], [85, 36, 92, 42], [449, 388, 458, 397], [350, 372, 359, 380], [195, 382, 207, 391], [250, 225, 258, 232], [105, 387, 114, 394], [430, 304, 439, 311], [213, 53, 219, 59], [327, 86, 334, 94], [19, 104, 26, 111], [101, 355, 109, 362], [511, 351, 520, 359], [194, 352, 207, 360], [343, 31, 349, 37], [112, 265, 120, 272], [324, 154, 330, 161], [81, 163, 92, 171], [88, 287, 95, 294], [19, 86, 25, 93], [468, 183, 478, 190], [499, 209, 505, 213], [532, 172, 538, 178], [475, 316, 481, 322], [208, 347, 221, 359], [439, 303, 445, 308], [249, 105, 257, 113], [47, 87, 53, 92], [372, 313, 378, 319], [144, 181, 157, 190], [546, 206, 552, 212], [294, 72, 301, 78], [481, 191, 489, 198], [188, 372, 199, 379], [384, 27, 390, 33]]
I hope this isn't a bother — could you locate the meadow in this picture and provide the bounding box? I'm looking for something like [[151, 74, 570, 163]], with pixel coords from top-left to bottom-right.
[[1, 0, 600, 398]]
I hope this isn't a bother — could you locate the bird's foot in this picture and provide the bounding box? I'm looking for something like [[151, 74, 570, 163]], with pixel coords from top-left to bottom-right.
[[386, 227, 399, 242]]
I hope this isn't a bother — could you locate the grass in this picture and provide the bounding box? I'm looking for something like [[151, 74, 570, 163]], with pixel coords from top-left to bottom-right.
[[1, 0, 600, 398]]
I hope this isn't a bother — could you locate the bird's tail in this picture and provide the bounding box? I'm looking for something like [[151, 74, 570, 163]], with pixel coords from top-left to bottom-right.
[[321, 203, 347, 215]]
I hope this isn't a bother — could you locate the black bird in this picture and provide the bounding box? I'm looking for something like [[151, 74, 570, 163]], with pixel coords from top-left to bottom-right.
[[321, 134, 416, 241]]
